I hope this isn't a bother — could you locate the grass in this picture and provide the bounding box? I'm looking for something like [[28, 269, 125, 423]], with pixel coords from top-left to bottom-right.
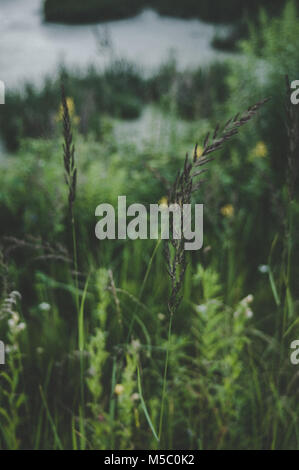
[[157, 97, 269, 442]]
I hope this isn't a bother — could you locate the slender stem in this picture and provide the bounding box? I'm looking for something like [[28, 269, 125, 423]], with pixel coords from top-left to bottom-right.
[[286, 201, 294, 294], [158, 311, 173, 442], [71, 207, 85, 449], [127, 238, 161, 342], [71, 208, 79, 312], [282, 200, 294, 336]]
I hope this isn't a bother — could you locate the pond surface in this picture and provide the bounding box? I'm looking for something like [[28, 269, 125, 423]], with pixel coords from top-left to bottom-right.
[[0, 0, 231, 90]]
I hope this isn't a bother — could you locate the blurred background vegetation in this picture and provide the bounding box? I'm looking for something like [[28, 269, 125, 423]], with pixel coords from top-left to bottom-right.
[[44, 0, 293, 23], [0, 0, 298, 450]]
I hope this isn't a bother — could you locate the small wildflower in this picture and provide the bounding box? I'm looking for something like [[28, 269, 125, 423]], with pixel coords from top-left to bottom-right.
[[158, 313, 165, 321], [114, 384, 125, 396], [241, 294, 254, 305], [56, 97, 80, 125], [5, 344, 18, 354], [252, 141, 267, 158], [8, 313, 26, 335], [131, 339, 141, 351], [234, 305, 253, 319], [12, 312, 20, 323], [17, 322, 26, 332], [195, 145, 203, 160], [10, 291, 22, 301], [245, 308, 253, 319], [220, 204, 234, 218], [159, 196, 168, 208], [39, 302, 51, 312], [258, 264, 269, 274], [196, 304, 207, 314], [131, 393, 140, 402], [8, 318, 16, 329], [87, 366, 96, 377]]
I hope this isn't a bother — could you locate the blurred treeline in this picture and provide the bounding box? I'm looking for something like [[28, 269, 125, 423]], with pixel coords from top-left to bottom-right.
[[0, 61, 229, 151], [44, 0, 293, 23]]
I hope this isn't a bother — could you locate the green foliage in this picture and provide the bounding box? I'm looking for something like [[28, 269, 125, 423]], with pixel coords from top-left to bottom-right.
[[86, 328, 110, 449], [190, 266, 253, 448], [116, 352, 138, 449], [227, 0, 299, 190], [0, 292, 26, 449]]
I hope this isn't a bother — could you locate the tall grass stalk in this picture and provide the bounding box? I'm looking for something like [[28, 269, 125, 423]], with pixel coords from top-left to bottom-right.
[[61, 86, 86, 449], [61, 85, 79, 311], [159, 98, 269, 442]]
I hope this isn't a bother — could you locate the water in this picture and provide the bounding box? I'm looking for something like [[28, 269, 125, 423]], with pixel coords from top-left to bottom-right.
[[0, 0, 230, 90]]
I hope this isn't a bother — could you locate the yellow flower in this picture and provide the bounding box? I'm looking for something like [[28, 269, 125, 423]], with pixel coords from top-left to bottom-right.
[[55, 97, 80, 125], [252, 141, 267, 158], [114, 384, 125, 396], [220, 204, 234, 218], [195, 145, 203, 160], [158, 196, 168, 207]]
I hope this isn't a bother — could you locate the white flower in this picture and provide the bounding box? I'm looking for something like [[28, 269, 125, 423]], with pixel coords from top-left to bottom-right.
[[196, 304, 207, 314], [131, 393, 140, 402], [12, 312, 20, 323], [39, 302, 51, 312], [5, 344, 18, 354], [87, 366, 96, 377], [131, 339, 141, 351], [8, 318, 16, 329], [11, 291, 22, 300], [245, 308, 253, 319], [234, 307, 253, 319], [258, 265, 269, 274], [241, 294, 254, 305], [17, 322, 26, 332]]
